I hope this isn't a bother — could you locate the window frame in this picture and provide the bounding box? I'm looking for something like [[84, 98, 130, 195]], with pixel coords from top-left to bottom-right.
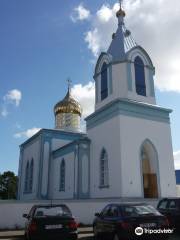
[[59, 159, 66, 192], [134, 56, 146, 96], [99, 148, 109, 188], [24, 161, 30, 193], [157, 199, 168, 210], [29, 159, 34, 192], [101, 63, 108, 101]]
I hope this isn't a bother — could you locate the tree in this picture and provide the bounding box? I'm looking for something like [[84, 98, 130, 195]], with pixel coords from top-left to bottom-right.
[[0, 171, 18, 200]]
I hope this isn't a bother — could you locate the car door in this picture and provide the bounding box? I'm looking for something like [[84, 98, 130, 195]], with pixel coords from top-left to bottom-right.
[[95, 205, 112, 235], [167, 199, 180, 228], [157, 199, 169, 216], [100, 205, 120, 239]]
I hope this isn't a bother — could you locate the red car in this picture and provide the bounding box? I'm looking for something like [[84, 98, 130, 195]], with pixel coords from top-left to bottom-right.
[[23, 204, 78, 240]]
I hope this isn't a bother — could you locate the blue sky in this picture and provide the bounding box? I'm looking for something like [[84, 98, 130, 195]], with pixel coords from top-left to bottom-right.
[[0, 0, 180, 174]]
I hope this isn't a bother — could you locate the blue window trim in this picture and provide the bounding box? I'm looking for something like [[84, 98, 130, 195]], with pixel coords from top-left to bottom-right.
[[134, 56, 146, 96], [24, 161, 29, 193], [29, 158, 34, 192], [24, 159, 34, 194], [99, 148, 109, 188], [101, 63, 108, 101], [60, 159, 65, 192]]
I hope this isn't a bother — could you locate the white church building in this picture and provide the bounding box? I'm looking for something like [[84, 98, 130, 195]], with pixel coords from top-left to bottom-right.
[[18, 3, 177, 201]]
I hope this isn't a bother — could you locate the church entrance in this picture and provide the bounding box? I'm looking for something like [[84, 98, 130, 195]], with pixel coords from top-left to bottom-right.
[[141, 140, 159, 198]]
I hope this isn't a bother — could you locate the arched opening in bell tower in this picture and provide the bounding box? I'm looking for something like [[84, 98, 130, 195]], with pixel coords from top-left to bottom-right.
[[141, 140, 160, 198]]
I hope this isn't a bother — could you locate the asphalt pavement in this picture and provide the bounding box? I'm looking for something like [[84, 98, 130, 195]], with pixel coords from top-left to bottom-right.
[[0, 233, 179, 240]]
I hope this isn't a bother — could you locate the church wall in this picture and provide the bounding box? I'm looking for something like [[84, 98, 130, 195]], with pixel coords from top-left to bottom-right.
[[119, 114, 177, 198], [51, 152, 75, 199], [52, 138, 72, 151], [88, 115, 122, 198], [19, 138, 41, 200]]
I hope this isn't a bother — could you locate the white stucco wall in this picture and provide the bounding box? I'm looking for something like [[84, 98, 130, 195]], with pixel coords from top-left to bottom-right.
[[119, 115, 177, 198], [50, 152, 75, 199], [52, 138, 71, 151], [0, 198, 159, 229], [19, 138, 41, 200], [88, 115, 122, 198]]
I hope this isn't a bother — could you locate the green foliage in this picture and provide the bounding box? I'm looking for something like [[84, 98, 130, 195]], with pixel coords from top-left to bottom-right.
[[0, 171, 18, 200]]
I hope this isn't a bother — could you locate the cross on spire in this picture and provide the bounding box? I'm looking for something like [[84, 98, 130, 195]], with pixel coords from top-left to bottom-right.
[[119, 0, 123, 8], [67, 78, 72, 91]]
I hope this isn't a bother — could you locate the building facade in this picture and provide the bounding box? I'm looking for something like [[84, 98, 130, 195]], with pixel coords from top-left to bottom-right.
[[18, 3, 177, 200]]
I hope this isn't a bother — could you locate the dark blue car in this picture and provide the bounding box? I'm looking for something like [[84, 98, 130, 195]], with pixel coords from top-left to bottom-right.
[[93, 203, 170, 240]]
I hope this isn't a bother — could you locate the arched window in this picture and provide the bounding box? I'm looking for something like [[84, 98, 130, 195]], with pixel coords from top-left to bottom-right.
[[60, 159, 65, 191], [24, 161, 29, 192], [29, 159, 34, 192], [100, 149, 109, 187], [134, 56, 146, 96], [101, 63, 108, 100]]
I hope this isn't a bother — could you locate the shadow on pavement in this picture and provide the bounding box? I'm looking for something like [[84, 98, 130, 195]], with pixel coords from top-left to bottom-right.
[[80, 237, 93, 240]]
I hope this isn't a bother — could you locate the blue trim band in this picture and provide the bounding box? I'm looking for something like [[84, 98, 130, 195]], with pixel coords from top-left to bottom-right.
[[86, 99, 172, 130]]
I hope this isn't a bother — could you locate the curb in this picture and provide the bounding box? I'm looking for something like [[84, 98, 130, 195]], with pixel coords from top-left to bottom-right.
[[0, 229, 93, 239]]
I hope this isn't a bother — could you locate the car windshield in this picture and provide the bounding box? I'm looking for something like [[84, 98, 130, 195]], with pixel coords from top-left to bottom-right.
[[123, 205, 160, 217], [34, 206, 72, 218]]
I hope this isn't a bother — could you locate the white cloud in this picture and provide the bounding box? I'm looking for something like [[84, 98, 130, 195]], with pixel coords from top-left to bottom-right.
[[85, 28, 100, 57], [1, 89, 22, 117], [174, 151, 180, 170], [97, 4, 114, 23], [71, 81, 95, 118], [1, 107, 8, 117], [14, 127, 41, 139], [71, 3, 90, 22], [4, 89, 22, 106], [82, 0, 180, 93]]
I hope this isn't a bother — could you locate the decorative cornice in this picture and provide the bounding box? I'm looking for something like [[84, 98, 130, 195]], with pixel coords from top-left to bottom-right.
[[86, 98, 172, 130]]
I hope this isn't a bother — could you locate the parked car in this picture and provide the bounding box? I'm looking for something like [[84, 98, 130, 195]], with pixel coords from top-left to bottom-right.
[[157, 198, 180, 232], [93, 203, 170, 240], [23, 204, 78, 240]]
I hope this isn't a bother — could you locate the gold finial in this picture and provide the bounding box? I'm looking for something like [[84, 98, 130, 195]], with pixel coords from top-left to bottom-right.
[[116, 0, 126, 18]]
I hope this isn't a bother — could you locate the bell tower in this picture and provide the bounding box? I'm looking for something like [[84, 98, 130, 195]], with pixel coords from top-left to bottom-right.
[[94, 0, 156, 112], [86, 0, 176, 200]]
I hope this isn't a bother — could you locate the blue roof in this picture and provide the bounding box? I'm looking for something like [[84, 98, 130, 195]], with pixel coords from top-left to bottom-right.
[[108, 21, 137, 61], [175, 170, 180, 184]]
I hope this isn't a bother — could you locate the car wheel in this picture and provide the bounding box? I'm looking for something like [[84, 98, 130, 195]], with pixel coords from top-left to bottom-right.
[[113, 234, 119, 240], [93, 225, 101, 240], [24, 233, 27, 240]]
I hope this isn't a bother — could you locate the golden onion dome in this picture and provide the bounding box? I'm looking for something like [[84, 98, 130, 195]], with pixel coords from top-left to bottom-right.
[[54, 89, 82, 116]]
